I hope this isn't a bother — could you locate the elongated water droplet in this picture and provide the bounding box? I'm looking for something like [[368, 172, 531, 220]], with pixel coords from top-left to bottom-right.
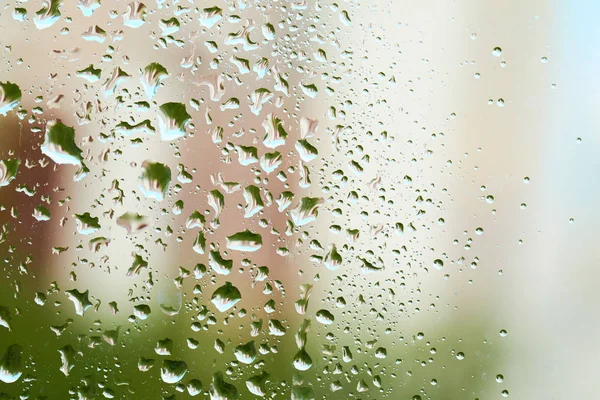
[[295, 139, 318, 162], [123, 1, 147, 28], [262, 114, 288, 148], [0, 81, 21, 115], [157, 280, 182, 316], [158, 102, 191, 141], [141, 63, 168, 99], [0, 307, 11, 330], [138, 161, 171, 201], [210, 372, 238, 399], [0, 344, 22, 383], [58, 345, 76, 376], [324, 244, 342, 271], [250, 88, 273, 115]]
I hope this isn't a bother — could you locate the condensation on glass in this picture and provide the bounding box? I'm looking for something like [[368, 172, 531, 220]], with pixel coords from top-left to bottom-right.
[[0, 0, 596, 399]]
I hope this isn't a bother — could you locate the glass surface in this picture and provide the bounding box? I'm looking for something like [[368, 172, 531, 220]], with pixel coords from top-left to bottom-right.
[[0, 0, 597, 398]]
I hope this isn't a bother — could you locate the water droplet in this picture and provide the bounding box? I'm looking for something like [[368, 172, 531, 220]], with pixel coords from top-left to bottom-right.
[[65, 288, 92, 316], [0, 344, 22, 383], [199, 6, 223, 28], [138, 161, 171, 201], [34, 0, 62, 30], [208, 250, 233, 275], [117, 212, 150, 234], [211, 282, 242, 312], [133, 304, 151, 320], [209, 372, 238, 399], [295, 139, 319, 162], [290, 197, 323, 226], [123, 1, 147, 28], [157, 102, 191, 141], [226, 229, 263, 252], [0, 81, 21, 115], [41, 120, 83, 165], [262, 114, 288, 149], [160, 360, 188, 384], [157, 280, 182, 316], [58, 344, 76, 376], [315, 309, 335, 325], [77, 0, 101, 16], [141, 63, 168, 99], [187, 378, 203, 396], [233, 341, 257, 364], [246, 371, 269, 396], [74, 212, 100, 235], [0, 159, 19, 188]]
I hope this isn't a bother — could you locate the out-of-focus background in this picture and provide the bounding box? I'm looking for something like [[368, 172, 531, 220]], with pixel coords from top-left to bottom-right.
[[0, 0, 598, 398]]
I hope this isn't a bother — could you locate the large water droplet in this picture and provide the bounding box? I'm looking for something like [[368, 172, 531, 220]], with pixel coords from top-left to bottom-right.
[[158, 102, 191, 141], [0, 82, 21, 115], [0, 344, 23, 383], [160, 360, 188, 384], [211, 282, 242, 312], [141, 63, 168, 99], [226, 229, 263, 252], [233, 340, 257, 364], [292, 348, 313, 371], [210, 372, 238, 399], [41, 120, 83, 165], [138, 161, 171, 201], [0, 159, 20, 188]]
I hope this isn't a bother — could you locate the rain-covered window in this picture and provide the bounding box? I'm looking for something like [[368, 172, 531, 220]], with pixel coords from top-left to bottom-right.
[[0, 0, 595, 399]]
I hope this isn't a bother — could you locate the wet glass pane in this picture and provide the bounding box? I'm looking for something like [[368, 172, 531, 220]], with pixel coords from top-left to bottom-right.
[[0, 0, 596, 399]]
